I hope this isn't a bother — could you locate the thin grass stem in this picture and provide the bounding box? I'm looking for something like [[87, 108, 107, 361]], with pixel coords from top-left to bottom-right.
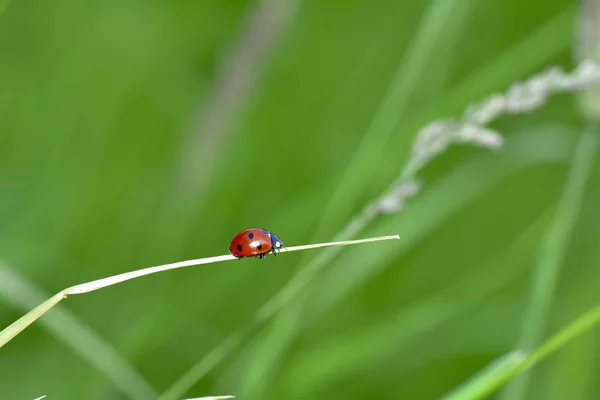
[[0, 235, 399, 350], [65, 235, 398, 295]]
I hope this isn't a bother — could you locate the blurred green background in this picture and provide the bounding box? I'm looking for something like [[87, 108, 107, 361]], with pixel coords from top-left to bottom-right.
[[1, 0, 599, 399]]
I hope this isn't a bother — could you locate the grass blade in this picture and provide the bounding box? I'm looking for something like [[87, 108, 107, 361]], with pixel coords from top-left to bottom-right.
[[0, 236, 398, 350], [0, 291, 64, 349], [0, 0, 11, 16], [442, 303, 600, 399], [502, 126, 600, 399], [309, 0, 460, 242], [441, 351, 527, 400]]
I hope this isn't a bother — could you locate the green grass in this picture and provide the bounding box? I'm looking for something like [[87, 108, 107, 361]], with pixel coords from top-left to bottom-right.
[[502, 125, 600, 399], [446, 301, 600, 399], [1, 1, 599, 399]]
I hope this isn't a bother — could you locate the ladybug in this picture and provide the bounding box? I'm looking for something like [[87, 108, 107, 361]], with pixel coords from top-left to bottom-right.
[[229, 228, 284, 259]]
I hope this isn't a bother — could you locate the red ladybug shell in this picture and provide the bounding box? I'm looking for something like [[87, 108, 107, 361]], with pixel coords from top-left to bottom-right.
[[229, 228, 284, 259]]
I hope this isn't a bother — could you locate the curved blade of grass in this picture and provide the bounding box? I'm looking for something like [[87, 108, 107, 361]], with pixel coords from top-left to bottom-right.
[[441, 303, 600, 400], [64, 236, 397, 295], [0, 264, 158, 399], [501, 126, 600, 400], [0, 236, 397, 350]]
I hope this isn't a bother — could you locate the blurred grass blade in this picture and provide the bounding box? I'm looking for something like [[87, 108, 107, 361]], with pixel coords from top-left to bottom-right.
[[153, 0, 300, 256], [443, 303, 600, 399], [0, 264, 158, 399], [308, 0, 460, 240], [441, 351, 527, 400], [502, 127, 599, 399], [0, 0, 11, 16], [383, 5, 574, 163], [578, 0, 600, 120], [439, 6, 574, 115], [523, 304, 600, 370], [417, 0, 476, 96]]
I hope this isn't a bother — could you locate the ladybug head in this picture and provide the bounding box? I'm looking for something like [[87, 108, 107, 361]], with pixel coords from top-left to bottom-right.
[[270, 233, 284, 249]]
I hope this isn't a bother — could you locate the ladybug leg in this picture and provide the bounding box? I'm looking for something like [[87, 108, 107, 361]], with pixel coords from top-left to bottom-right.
[[259, 253, 266, 260], [271, 247, 278, 257]]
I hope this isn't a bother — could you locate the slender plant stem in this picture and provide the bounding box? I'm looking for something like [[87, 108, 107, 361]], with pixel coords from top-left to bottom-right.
[[0, 235, 398, 350], [65, 235, 398, 295], [502, 125, 599, 399]]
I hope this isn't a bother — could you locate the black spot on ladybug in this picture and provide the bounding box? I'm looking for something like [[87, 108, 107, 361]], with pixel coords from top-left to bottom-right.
[[248, 232, 254, 239], [236, 244, 243, 252], [257, 244, 263, 251]]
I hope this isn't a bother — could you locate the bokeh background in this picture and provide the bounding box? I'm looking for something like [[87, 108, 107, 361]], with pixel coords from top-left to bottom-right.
[[1, 0, 599, 399]]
